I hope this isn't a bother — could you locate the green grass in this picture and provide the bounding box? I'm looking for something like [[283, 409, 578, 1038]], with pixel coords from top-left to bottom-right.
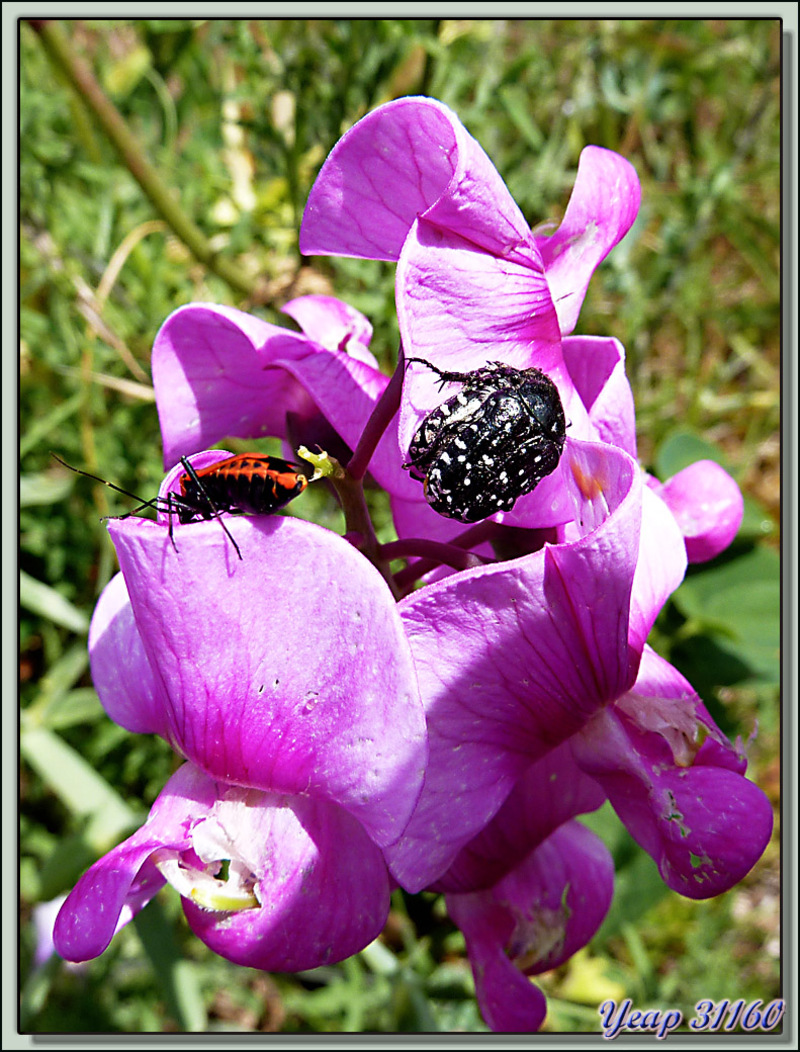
[[19, 18, 780, 1035]]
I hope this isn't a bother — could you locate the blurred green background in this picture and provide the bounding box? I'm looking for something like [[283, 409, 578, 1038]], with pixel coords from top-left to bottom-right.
[[19, 18, 780, 1034]]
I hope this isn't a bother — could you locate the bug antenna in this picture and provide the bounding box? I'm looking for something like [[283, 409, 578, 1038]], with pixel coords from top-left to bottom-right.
[[51, 453, 156, 506]]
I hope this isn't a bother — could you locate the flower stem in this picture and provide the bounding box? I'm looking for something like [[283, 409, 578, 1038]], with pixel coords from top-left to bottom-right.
[[333, 471, 401, 599], [346, 349, 405, 481], [392, 520, 499, 590], [297, 448, 400, 599], [28, 20, 262, 301], [379, 539, 490, 573]]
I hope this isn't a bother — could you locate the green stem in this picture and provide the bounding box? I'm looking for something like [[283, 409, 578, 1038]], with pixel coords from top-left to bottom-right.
[[298, 448, 400, 599], [28, 20, 261, 301], [333, 471, 401, 600]]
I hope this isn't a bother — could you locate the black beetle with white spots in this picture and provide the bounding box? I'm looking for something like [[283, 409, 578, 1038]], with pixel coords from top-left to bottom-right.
[[403, 360, 567, 524]]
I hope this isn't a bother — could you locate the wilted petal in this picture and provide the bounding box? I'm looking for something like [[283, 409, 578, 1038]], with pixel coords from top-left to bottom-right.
[[536, 146, 641, 336], [653, 460, 744, 563], [447, 820, 614, 1032], [387, 440, 641, 890], [571, 647, 773, 898], [105, 507, 427, 848]]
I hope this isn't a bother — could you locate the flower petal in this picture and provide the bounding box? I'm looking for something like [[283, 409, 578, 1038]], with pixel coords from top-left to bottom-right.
[[536, 146, 641, 335], [387, 440, 641, 889], [300, 96, 531, 262], [627, 483, 688, 654], [437, 742, 606, 893], [571, 647, 773, 898], [88, 571, 169, 736], [562, 335, 637, 458], [185, 789, 391, 971], [281, 294, 375, 362], [106, 510, 427, 849], [396, 218, 569, 447], [53, 764, 217, 961], [653, 460, 744, 563], [54, 763, 390, 970], [152, 303, 314, 468], [447, 820, 614, 1032]]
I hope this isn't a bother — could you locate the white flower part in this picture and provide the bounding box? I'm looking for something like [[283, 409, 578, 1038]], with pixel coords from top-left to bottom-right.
[[152, 793, 263, 912]]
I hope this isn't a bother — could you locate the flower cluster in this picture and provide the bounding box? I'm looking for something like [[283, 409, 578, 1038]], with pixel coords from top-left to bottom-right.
[[54, 97, 770, 1032]]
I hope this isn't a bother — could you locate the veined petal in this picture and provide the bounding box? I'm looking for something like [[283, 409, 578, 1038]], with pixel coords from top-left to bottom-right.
[[105, 512, 427, 848], [387, 440, 641, 890], [571, 647, 773, 898], [152, 303, 315, 469], [537, 146, 641, 336], [300, 96, 531, 262], [396, 217, 564, 453]]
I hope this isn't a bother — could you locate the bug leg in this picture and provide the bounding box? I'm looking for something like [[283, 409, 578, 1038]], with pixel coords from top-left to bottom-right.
[[404, 357, 473, 390], [165, 492, 180, 554], [179, 457, 243, 561]]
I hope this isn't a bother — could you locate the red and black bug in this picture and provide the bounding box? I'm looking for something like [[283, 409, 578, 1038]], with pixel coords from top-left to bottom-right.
[[52, 452, 312, 560]]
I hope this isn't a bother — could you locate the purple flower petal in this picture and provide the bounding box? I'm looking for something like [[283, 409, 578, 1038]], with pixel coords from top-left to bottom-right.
[[571, 647, 773, 898], [53, 766, 213, 961], [436, 742, 606, 893], [55, 764, 390, 970], [396, 218, 569, 447], [627, 485, 688, 655], [152, 303, 316, 468], [101, 507, 427, 848], [562, 335, 637, 458], [88, 571, 169, 736], [387, 440, 641, 890], [447, 897, 548, 1033], [536, 146, 641, 336], [300, 96, 531, 262], [396, 221, 561, 380], [653, 460, 744, 563], [185, 785, 390, 971], [447, 820, 614, 1032], [281, 294, 375, 362]]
